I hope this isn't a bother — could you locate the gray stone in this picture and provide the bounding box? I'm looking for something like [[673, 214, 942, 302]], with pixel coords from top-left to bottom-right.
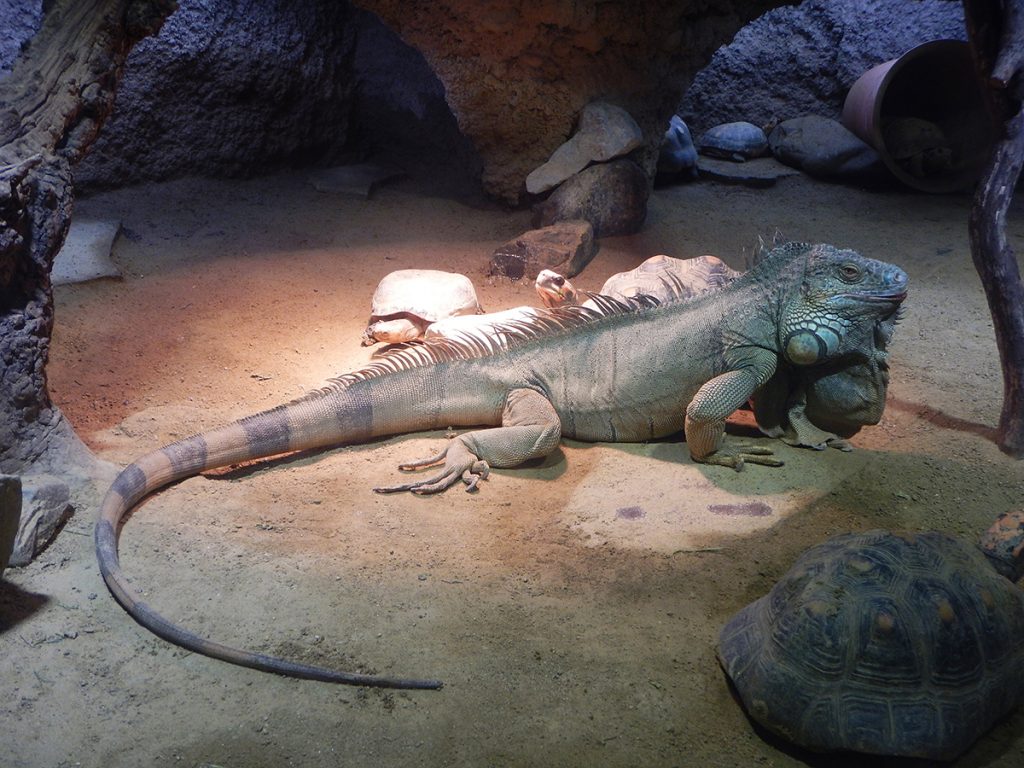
[[698, 121, 768, 161], [532, 159, 649, 238], [51, 219, 123, 285], [488, 221, 596, 281], [9, 476, 73, 567], [680, 0, 966, 137], [657, 115, 698, 178], [0, 474, 21, 576], [525, 102, 644, 195], [768, 115, 885, 180], [697, 156, 800, 188]]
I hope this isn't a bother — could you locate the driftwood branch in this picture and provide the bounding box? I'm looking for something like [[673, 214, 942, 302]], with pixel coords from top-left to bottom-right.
[[964, 0, 1024, 456], [0, 0, 176, 476]]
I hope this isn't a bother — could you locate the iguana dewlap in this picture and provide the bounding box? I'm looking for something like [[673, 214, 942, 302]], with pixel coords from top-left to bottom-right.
[[96, 242, 908, 689]]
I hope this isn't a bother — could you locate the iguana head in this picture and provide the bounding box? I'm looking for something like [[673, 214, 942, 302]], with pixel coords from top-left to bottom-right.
[[777, 243, 908, 366]]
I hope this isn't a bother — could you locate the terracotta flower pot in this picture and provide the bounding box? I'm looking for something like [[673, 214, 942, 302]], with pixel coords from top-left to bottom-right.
[[842, 39, 996, 193]]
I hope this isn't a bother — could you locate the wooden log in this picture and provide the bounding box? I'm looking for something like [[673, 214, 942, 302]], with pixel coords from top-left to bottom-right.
[[0, 0, 175, 477], [964, 0, 1024, 456]]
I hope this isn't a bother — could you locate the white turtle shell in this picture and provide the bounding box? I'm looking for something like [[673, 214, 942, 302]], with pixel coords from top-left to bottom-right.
[[368, 269, 481, 322]]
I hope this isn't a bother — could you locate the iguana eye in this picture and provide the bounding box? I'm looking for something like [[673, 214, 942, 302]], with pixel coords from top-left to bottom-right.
[[839, 263, 861, 282]]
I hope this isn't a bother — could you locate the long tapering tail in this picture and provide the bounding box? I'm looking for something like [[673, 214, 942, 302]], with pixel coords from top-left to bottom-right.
[[94, 403, 443, 690]]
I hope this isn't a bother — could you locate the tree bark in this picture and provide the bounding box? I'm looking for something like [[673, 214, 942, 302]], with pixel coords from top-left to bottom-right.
[[964, 0, 1024, 456], [0, 0, 176, 481]]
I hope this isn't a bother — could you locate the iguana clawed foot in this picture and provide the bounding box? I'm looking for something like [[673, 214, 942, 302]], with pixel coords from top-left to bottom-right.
[[784, 434, 853, 452], [374, 439, 490, 494], [699, 442, 784, 471]]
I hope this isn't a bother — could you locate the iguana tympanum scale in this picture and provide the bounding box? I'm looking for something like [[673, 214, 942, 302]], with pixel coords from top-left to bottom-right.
[[95, 242, 908, 690]]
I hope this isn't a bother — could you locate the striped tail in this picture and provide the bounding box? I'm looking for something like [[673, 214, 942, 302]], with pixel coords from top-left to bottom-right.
[[94, 398, 443, 690]]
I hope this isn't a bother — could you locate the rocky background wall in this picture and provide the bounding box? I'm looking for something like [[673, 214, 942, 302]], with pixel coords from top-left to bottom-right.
[[1, 0, 968, 204], [3, 0, 782, 204], [680, 0, 967, 136]]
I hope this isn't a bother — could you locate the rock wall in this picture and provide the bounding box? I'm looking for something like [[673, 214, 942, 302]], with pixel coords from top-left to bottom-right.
[[348, 6, 483, 195], [0, 0, 41, 75], [3, 0, 785, 202], [680, 0, 966, 136], [353, 0, 782, 203], [74, 0, 357, 189]]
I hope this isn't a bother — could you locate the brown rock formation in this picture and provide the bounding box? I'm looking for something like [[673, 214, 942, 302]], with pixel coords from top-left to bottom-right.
[[353, 0, 783, 204]]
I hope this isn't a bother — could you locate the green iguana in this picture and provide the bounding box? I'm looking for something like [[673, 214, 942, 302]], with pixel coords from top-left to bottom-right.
[[95, 242, 908, 689], [535, 250, 900, 450]]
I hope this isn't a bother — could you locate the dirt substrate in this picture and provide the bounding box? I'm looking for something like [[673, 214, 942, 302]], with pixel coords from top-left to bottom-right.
[[3, 168, 1024, 767]]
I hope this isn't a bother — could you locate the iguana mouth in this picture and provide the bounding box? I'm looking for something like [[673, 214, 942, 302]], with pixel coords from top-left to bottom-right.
[[842, 290, 907, 303]]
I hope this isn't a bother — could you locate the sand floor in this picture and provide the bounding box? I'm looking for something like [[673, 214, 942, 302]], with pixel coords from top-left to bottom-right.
[[3, 167, 1024, 767]]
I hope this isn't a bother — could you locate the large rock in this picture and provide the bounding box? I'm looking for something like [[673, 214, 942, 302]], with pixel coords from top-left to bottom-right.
[[0, 475, 20, 576], [347, 6, 482, 193], [6, 1, 786, 202], [355, 0, 790, 203], [488, 220, 596, 280], [532, 159, 648, 238], [768, 115, 885, 180], [525, 101, 643, 194], [0, 0, 41, 76], [76, 0, 359, 189], [680, 0, 966, 137]]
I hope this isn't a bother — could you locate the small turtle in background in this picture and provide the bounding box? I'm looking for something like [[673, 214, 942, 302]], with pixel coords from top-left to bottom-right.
[[882, 116, 957, 177], [362, 269, 482, 346], [535, 253, 741, 309], [698, 121, 769, 162], [718, 510, 1024, 761]]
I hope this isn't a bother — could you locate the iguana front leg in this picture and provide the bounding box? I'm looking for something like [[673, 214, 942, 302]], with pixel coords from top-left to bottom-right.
[[375, 388, 562, 494], [686, 352, 784, 470]]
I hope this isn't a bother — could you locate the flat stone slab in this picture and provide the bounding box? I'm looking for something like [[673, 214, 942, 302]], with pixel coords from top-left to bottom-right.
[[696, 156, 801, 188], [309, 163, 406, 199], [52, 219, 122, 285]]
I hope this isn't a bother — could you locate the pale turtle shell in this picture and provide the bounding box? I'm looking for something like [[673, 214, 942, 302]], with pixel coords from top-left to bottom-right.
[[368, 269, 481, 322], [718, 528, 1024, 760], [600, 254, 741, 304]]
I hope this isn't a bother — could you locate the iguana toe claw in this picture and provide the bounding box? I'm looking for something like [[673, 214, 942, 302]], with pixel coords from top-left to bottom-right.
[[699, 443, 784, 471], [396, 448, 448, 471], [374, 467, 462, 494], [374, 447, 489, 495]]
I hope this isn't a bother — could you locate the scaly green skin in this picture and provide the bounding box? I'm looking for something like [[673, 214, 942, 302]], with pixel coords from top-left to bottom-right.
[[95, 242, 908, 689], [754, 309, 898, 450], [536, 250, 900, 448]]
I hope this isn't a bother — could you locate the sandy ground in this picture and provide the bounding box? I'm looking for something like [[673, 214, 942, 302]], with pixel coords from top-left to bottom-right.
[[3, 167, 1024, 767]]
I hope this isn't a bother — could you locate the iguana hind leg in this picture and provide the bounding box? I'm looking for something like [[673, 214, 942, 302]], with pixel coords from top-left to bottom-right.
[[375, 388, 562, 494]]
